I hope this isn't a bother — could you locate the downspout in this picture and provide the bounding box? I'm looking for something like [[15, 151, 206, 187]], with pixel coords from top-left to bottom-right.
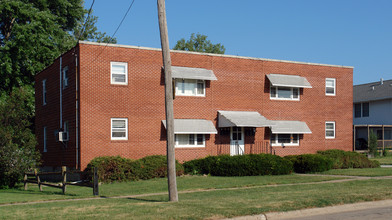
[[60, 57, 63, 129], [75, 50, 80, 170]]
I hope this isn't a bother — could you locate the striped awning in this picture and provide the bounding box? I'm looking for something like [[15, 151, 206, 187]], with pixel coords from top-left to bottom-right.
[[270, 121, 312, 134], [267, 74, 312, 88], [171, 66, 217, 81], [162, 119, 217, 134], [218, 111, 274, 128]]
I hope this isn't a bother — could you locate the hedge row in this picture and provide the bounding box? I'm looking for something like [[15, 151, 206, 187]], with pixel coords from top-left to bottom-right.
[[183, 154, 293, 176], [85, 155, 184, 182], [284, 154, 333, 173], [317, 149, 380, 169]]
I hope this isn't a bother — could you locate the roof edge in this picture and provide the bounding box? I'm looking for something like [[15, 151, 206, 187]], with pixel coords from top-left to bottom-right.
[[79, 41, 354, 69]]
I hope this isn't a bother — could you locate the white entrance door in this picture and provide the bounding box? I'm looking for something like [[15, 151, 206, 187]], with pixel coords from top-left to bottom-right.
[[230, 127, 244, 155]]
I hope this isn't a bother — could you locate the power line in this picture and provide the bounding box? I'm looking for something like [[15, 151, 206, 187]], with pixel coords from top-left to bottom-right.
[[77, 0, 95, 42], [92, 0, 136, 62]]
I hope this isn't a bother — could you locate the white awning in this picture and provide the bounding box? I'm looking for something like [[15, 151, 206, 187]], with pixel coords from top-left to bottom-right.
[[162, 119, 217, 134], [218, 111, 274, 128], [270, 121, 312, 134], [267, 74, 312, 88], [171, 66, 217, 81]]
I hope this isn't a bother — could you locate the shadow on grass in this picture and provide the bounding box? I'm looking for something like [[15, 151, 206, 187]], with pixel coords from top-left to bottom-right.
[[1, 188, 80, 197], [126, 197, 167, 203]]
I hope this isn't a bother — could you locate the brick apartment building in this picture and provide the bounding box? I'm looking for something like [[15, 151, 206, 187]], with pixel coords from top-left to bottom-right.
[[35, 41, 353, 170]]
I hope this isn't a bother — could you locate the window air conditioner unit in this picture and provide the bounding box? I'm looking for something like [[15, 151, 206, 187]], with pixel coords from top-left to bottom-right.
[[58, 131, 69, 142]]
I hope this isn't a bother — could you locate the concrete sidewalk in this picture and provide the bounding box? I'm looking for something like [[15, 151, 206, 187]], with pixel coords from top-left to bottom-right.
[[225, 199, 392, 220]]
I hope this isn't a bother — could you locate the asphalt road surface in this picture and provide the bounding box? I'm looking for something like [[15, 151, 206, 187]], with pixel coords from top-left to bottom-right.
[[287, 206, 392, 220]]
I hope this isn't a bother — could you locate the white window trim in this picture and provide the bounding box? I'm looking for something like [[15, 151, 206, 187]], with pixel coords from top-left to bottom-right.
[[111, 118, 128, 140], [271, 133, 299, 146], [110, 62, 128, 85], [325, 121, 336, 139], [62, 66, 69, 89], [270, 86, 300, 101], [325, 78, 336, 96], [175, 79, 206, 97], [43, 126, 47, 152], [42, 79, 47, 105], [175, 134, 205, 148]]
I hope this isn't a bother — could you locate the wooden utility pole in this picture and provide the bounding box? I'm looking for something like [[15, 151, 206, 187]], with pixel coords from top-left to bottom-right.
[[157, 0, 178, 202]]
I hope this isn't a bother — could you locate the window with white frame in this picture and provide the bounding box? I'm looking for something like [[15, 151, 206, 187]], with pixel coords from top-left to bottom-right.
[[43, 126, 47, 152], [325, 121, 335, 139], [175, 79, 205, 96], [111, 118, 128, 140], [325, 78, 336, 96], [270, 86, 299, 100], [270, 134, 299, 146], [42, 79, 47, 105], [175, 134, 205, 147], [63, 66, 69, 89], [110, 62, 128, 85]]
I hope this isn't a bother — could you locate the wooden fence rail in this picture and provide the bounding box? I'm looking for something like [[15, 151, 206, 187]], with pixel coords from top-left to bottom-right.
[[24, 166, 99, 196]]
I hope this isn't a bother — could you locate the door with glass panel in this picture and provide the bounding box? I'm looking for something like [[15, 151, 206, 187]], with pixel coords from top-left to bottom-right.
[[230, 127, 244, 155]]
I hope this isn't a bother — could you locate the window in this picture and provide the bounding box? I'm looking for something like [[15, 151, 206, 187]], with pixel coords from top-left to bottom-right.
[[362, 102, 369, 117], [42, 79, 47, 105], [175, 79, 205, 96], [111, 118, 128, 140], [110, 62, 128, 85], [354, 102, 369, 118], [325, 78, 336, 96], [63, 66, 69, 89], [270, 86, 300, 100], [43, 127, 47, 152], [325, 121, 335, 139], [175, 134, 205, 147], [271, 134, 299, 146], [354, 103, 361, 118]]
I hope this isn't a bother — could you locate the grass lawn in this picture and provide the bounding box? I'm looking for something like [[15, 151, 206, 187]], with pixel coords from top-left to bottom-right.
[[1, 178, 392, 219], [370, 155, 392, 165], [319, 167, 392, 177], [0, 174, 344, 204]]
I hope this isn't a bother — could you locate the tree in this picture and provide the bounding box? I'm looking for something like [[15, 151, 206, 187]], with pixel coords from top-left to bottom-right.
[[368, 130, 378, 158], [72, 11, 117, 44], [0, 0, 114, 93], [0, 86, 40, 188], [173, 33, 225, 54]]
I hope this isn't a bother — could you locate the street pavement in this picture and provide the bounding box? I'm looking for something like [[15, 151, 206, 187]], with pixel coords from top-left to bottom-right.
[[226, 199, 392, 220]]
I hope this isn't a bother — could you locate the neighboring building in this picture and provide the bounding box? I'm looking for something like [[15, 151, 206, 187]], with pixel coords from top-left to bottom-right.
[[35, 41, 353, 170], [353, 79, 392, 151]]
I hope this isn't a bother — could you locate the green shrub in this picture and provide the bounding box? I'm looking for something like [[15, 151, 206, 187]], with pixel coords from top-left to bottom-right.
[[138, 155, 184, 180], [85, 155, 184, 183], [285, 154, 333, 173], [317, 149, 380, 169], [86, 156, 139, 182], [368, 131, 378, 157], [0, 86, 40, 188], [183, 154, 293, 176]]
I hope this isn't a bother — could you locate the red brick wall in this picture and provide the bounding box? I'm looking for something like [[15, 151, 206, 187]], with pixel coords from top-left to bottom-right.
[[35, 48, 78, 169], [36, 42, 353, 170]]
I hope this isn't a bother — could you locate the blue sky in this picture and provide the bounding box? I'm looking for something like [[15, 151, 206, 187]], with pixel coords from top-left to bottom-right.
[[85, 0, 392, 85]]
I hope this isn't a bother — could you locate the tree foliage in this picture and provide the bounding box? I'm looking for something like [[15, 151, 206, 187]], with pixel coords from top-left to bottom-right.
[[173, 33, 225, 54], [0, 86, 40, 188], [0, 1, 114, 187], [0, 0, 114, 92], [368, 130, 378, 157]]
